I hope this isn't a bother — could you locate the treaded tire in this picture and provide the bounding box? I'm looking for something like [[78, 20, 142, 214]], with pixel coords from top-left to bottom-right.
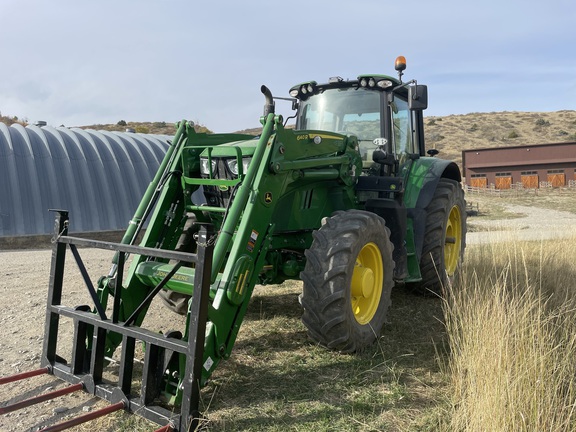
[[158, 214, 198, 316], [299, 210, 395, 353], [412, 178, 466, 295], [159, 290, 190, 316]]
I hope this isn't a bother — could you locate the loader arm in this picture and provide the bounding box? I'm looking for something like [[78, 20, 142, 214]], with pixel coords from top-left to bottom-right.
[[203, 124, 362, 365], [96, 102, 362, 402]]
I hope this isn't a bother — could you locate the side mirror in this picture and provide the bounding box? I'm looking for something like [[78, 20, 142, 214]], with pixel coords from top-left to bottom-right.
[[408, 84, 428, 111]]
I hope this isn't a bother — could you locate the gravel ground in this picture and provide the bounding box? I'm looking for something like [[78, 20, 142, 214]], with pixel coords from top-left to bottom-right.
[[467, 203, 576, 243]]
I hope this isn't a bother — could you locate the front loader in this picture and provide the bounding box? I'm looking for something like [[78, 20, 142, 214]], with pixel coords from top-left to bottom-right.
[[1, 56, 466, 431]]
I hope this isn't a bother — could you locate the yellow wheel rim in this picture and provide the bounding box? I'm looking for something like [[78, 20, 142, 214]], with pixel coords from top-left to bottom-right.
[[351, 242, 383, 325], [444, 204, 462, 276]]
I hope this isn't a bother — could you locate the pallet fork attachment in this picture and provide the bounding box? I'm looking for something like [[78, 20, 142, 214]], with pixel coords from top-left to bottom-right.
[[0, 210, 213, 431]]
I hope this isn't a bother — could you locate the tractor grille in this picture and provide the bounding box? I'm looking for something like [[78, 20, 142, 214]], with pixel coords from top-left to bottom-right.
[[201, 159, 236, 208]]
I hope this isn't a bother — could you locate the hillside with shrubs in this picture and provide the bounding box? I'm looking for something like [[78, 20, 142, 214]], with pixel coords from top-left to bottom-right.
[[3, 110, 576, 167], [425, 110, 576, 166]]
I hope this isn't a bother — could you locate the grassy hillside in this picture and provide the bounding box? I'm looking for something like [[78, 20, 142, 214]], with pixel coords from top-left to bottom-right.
[[79, 120, 179, 135], [222, 110, 576, 169], [77, 120, 212, 135], [0, 115, 210, 136], [3, 110, 576, 168], [427, 110, 576, 166], [0, 112, 27, 127]]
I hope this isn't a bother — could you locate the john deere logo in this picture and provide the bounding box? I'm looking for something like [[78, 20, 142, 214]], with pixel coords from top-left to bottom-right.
[[264, 192, 273, 203]]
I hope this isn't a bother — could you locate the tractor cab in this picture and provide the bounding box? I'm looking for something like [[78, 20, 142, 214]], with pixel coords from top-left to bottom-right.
[[289, 56, 428, 177]]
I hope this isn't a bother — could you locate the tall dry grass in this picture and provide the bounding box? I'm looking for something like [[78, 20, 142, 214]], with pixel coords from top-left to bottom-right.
[[443, 235, 576, 431]]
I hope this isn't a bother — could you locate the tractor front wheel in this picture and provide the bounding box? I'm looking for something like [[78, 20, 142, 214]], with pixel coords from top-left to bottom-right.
[[159, 290, 190, 315], [300, 210, 395, 352]]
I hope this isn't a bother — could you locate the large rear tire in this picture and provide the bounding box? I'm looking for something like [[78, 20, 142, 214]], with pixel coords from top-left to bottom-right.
[[300, 210, 395, 353], [413, 178, 466, 294]]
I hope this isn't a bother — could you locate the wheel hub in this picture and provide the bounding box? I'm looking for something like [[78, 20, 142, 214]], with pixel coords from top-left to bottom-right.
[[352, 267, 375, 298], [351, 242, 383, 325], [444, 204, 462, 276]]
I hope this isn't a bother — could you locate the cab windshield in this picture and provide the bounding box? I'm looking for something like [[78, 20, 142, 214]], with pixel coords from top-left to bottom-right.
[[297, 88, 382, 142]]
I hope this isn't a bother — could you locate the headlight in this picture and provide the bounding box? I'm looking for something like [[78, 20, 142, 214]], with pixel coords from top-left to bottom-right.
[[226, 157, 252, 176], [377, 79, 393, 88], [200, 158, 217, 175]]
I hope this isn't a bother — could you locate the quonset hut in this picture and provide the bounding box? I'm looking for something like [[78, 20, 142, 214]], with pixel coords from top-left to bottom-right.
[[0, 123, 171, 237]]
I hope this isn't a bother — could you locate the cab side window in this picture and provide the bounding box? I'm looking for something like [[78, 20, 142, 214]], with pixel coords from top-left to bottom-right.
[[391, 97, 415, 163]]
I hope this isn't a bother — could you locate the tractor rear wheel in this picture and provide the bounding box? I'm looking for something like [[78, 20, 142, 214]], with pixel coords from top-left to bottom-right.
[[413, 178, 466, 295], [300, 210, 394, 352]]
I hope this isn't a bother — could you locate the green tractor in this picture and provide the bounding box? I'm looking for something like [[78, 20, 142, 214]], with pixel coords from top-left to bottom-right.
[[5, 56, 465, 430], [152, 57, 466, 355]]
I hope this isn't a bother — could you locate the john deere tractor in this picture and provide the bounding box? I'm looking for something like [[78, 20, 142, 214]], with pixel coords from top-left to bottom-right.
[[8, 56, 465, 430]]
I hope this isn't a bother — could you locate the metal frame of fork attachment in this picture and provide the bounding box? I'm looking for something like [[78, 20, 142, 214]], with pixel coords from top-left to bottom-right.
[[41, 210, 214, 431]]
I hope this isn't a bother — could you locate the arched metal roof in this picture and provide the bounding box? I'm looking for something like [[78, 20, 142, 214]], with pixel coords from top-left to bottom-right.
[[0, 124, 171, 237]]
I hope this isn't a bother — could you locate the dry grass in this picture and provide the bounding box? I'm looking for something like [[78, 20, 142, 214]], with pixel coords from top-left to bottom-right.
[[89, 281, 449, 432], [183, 282, 449, 431], [443, 236, 576, 431]]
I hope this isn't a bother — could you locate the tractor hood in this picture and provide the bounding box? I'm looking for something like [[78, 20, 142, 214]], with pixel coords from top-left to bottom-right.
[[199, 137, 259, 158]]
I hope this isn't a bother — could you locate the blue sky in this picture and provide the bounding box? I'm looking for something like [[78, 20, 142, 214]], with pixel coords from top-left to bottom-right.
[[1, 0, 574, 132]]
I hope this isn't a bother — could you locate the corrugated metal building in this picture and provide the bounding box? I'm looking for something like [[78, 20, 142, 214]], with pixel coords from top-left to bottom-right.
[[0, 124, 170, 237], [462, 142, 576, 189]]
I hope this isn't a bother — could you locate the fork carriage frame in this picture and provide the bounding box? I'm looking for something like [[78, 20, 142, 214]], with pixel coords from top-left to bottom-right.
[[41, 210, 214, 431]]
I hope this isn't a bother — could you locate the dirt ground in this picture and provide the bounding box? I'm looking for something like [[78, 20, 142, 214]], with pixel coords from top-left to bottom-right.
[[1, 203, 576, 431]]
